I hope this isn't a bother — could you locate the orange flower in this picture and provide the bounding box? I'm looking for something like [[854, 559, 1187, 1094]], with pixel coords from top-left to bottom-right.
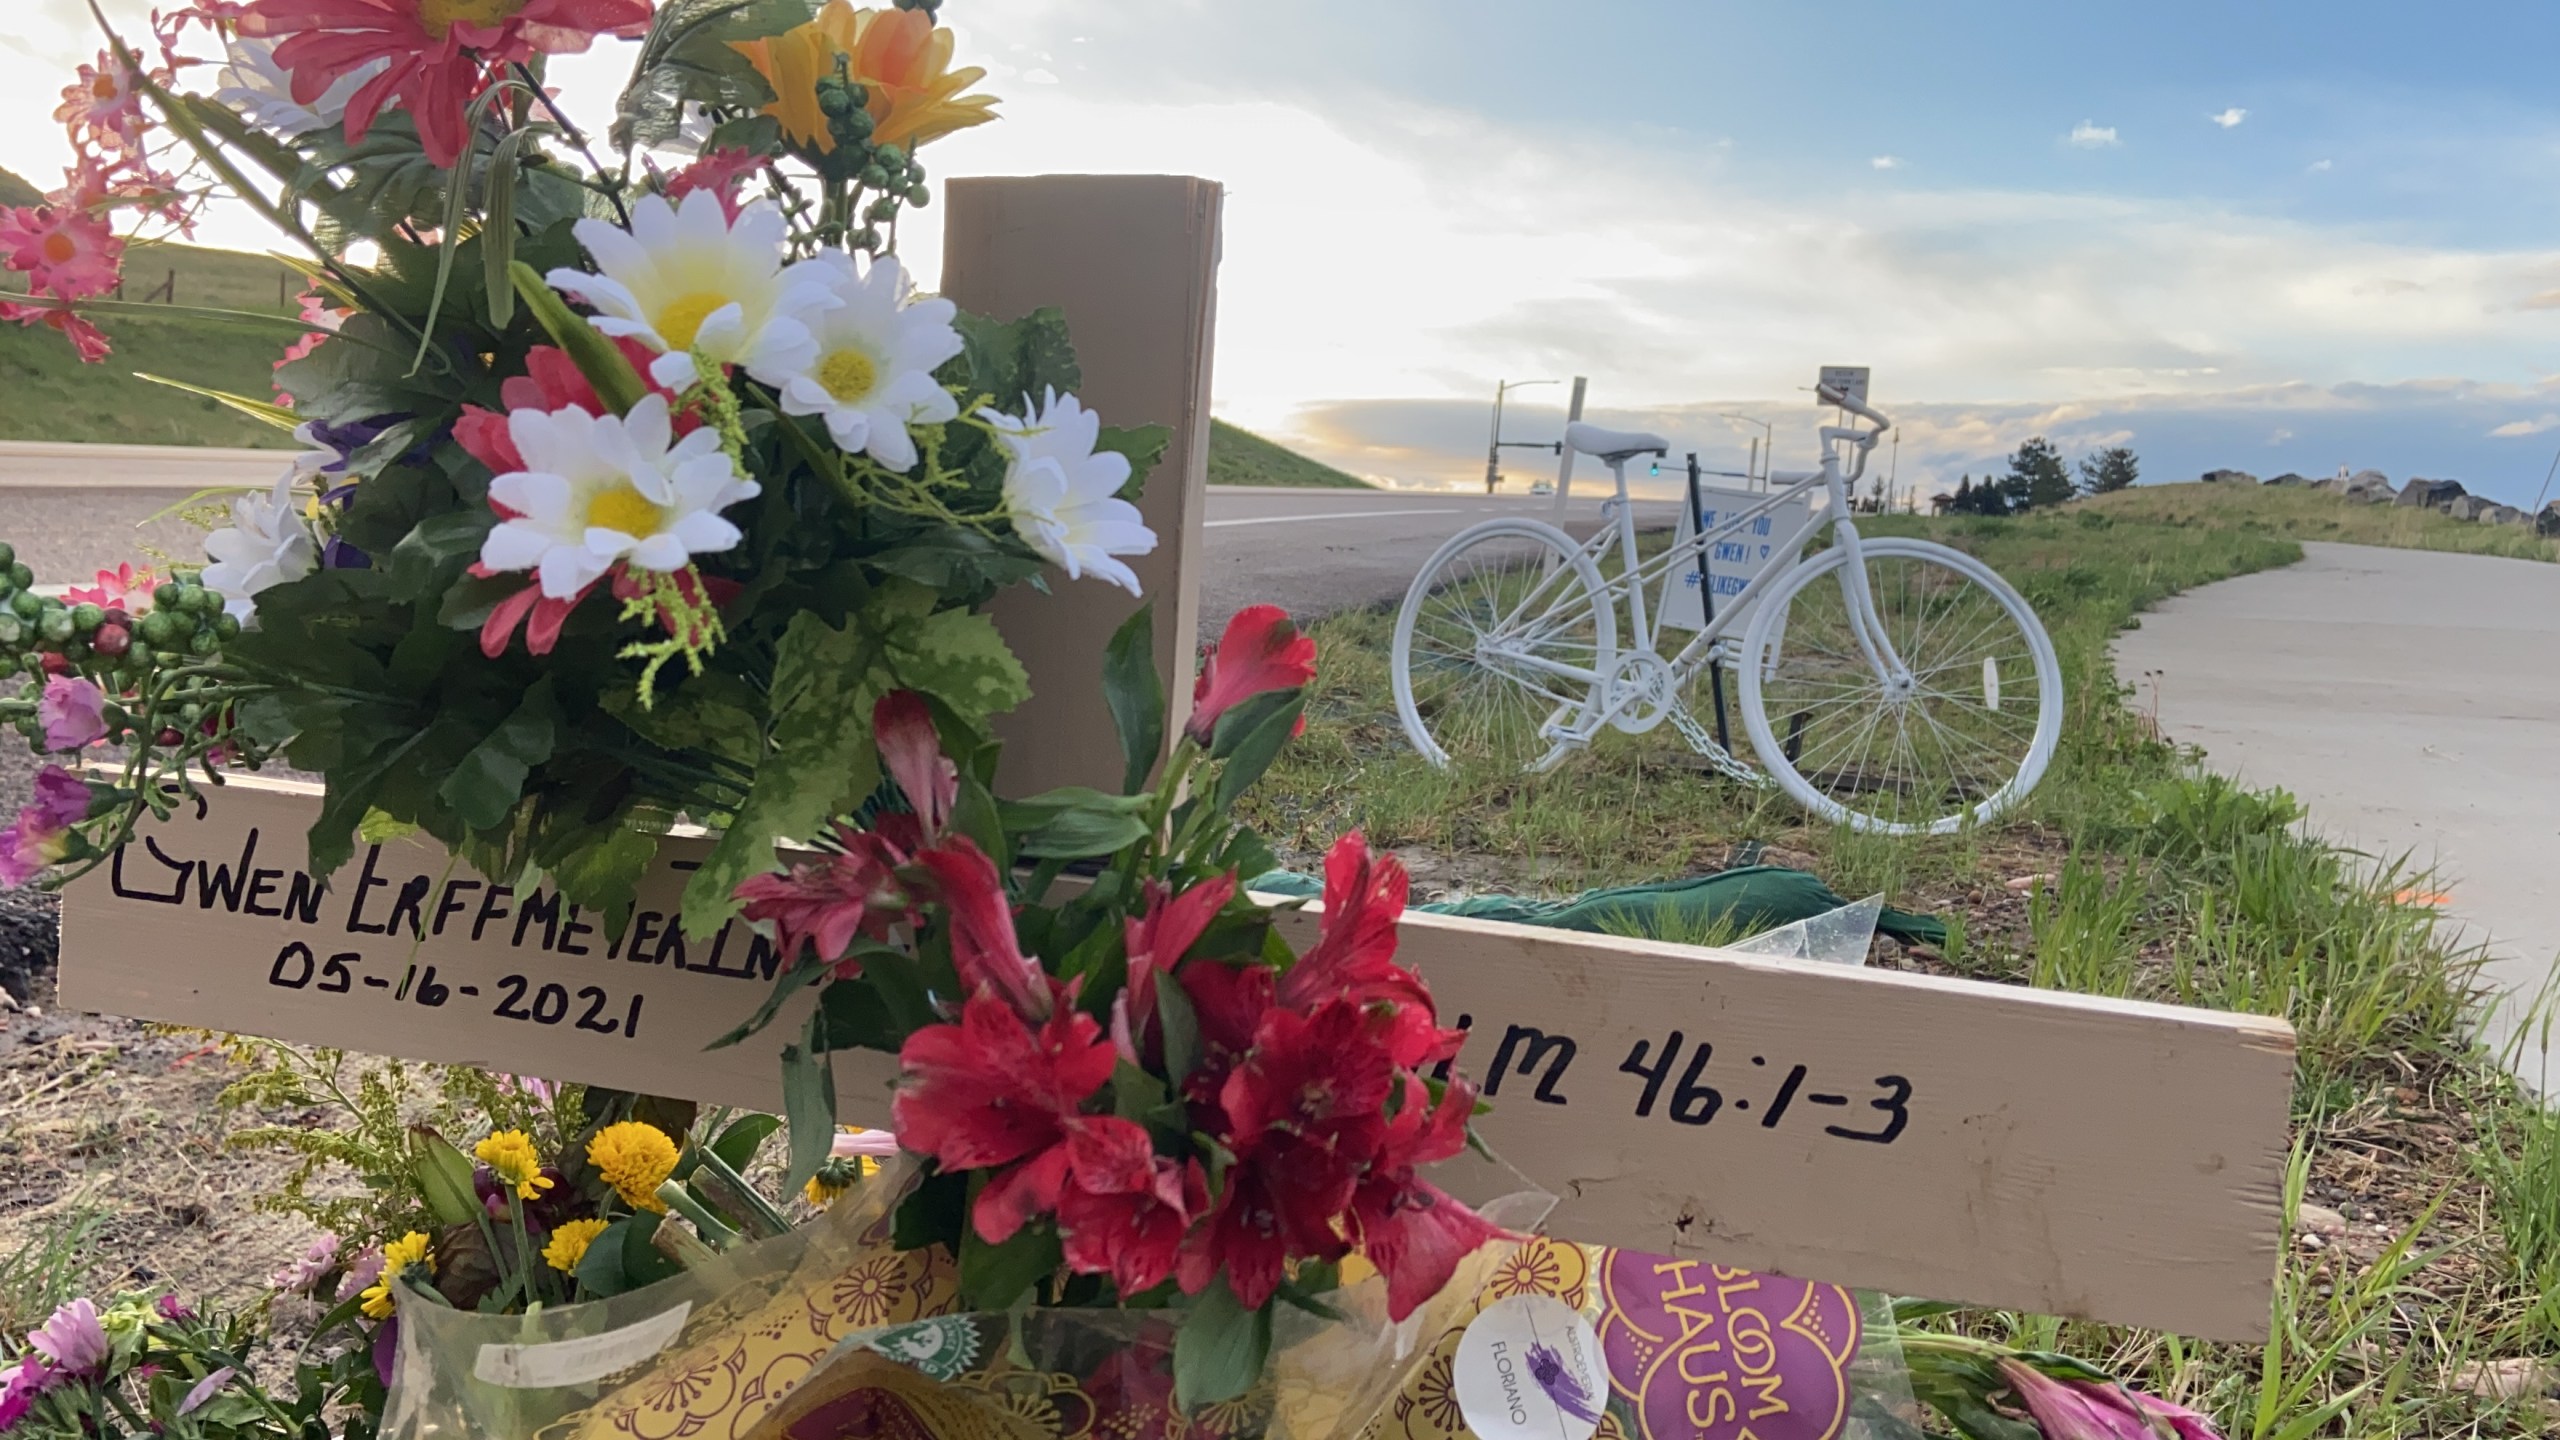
[[731, 3, 995, 157]]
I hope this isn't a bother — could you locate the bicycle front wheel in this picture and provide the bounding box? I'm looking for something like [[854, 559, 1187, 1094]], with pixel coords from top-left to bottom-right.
[[1737, 537, 2060, 834], [1393, 518, 1617, 771]]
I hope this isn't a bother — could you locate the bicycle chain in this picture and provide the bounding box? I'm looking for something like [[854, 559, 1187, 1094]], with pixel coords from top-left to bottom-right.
[[1666, 698, 1769, 787]]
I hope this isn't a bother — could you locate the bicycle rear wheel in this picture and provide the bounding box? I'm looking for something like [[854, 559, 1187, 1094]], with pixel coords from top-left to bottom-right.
[[1393, 519, 1617, 771], [1737, 537, 2060, 834]]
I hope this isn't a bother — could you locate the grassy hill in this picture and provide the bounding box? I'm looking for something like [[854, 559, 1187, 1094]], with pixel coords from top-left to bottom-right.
[[2079, 479, 2555, 561], [0, 240, 305, 449], [0, 166, 41, 208], [1206, 418, 1372, 488]]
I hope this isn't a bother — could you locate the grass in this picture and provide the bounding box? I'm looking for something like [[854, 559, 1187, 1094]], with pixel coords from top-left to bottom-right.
[[1240, 483, 2560, 1436], [1206, 418, 1373, 488], [0, 241, 305, 449]]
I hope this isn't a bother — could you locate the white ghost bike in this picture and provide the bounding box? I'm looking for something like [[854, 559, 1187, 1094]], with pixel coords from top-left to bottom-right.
[[1390, 384, 2062, 835]]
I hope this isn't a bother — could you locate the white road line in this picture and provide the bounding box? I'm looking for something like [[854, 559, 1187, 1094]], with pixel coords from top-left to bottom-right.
[[1204, 508, 1461, 528]]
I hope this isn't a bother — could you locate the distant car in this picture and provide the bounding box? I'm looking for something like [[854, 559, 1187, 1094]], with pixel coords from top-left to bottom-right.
[[1529, 480, 1554, 496]]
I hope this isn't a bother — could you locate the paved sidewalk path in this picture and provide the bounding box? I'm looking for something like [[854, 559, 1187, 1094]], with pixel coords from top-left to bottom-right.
[[2113, 541, 2560, 1089]]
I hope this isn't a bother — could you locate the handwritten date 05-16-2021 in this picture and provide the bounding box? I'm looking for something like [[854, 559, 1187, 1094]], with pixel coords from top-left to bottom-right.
[[1453, 1017, 1912, 1147], [265, 941, 647, 1040]]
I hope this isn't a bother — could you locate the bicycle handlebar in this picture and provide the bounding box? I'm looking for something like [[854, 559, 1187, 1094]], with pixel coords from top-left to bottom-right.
[[1816, 384, 1893, 437]]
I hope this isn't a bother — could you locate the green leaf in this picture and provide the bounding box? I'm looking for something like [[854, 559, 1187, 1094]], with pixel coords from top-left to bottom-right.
[[893, 1166, 969, 1253], [956, 307, 1079, 412], [959, 1219, 1064, 1311], [410, 1128, 481, 1228], [388, 509, 496, 603], [1000, 787, 1152, 860], [781, 1012, 837, 1190], [709, 957, 832, 1050], [511, 261, 646, 415], [482, 128, 529, 330], [439, 680, 560, 830], [574, 1218, 638, 1298], [1110, 1060, 1170, 1125], [709, 1113, 781, 1174], [1102, 604, 1164, 793], [1097, 424, 1172, 504], [1211, 694, 1305, 813], [133, 374, 303, 432], [887, 604, 1032, 719], [1155, 970, 1201, 1089], [545, 822, 662, 939], [1173, 1273, 1272, 1409], [820, 974, 904, 1052]]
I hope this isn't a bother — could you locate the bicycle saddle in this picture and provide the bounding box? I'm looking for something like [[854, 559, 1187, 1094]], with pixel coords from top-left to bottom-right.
[[1565, 422, 1669, 462]]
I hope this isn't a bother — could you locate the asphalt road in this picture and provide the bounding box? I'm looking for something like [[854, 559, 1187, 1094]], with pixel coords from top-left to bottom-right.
[[2113, 541, 2560, 1091], [0, 443, 1679, 633]]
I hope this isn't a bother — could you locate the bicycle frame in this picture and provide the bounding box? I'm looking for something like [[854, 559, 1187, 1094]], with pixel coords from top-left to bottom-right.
[[1486, 409, 1910, 746]]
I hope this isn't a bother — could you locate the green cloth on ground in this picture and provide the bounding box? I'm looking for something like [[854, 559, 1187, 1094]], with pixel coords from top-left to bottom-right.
[[1243, 864, 1946, 947]]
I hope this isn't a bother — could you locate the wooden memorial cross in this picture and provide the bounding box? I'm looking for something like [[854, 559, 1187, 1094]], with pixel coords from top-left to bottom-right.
[[54, 175, 2296, 1347]]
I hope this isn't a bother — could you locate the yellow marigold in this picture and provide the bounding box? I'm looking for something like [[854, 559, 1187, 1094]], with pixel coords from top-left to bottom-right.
[[542, 1217, 612, 1275], [587, 1121, 679, 1213], [361, 1231, 434, 1320], [731, 3, 997, 155], [803, 1158, 856, 1208], [473, 1129, 554, 1201]]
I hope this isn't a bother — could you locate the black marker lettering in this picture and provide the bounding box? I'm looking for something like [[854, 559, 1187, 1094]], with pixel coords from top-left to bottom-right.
[[556, 904, 594, 956], [384, 875, 430, 940], [471, 884, 515, 942], [111, 841, 191, 904], [512, 889, 562, 949], [1825, 1076, 1912, 1145], [431, 879, 482, 937], [345, 846, 392, 934], [193, 827, 258, 912], [243, 868, 285, 917], [1486, 1025, 1576, 1105]]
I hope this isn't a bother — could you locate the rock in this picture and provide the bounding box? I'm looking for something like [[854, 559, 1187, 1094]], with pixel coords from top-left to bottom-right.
[[2296, 1202, 2350, 1238], [2397, 477, 2465, 509], [2200, 468, 2258, 484], [2454, 1357, 2560, 1401], [2481, 504, 2525, 526], [2350, 469, 2389, 488], [2332, 471, 2395, 503], [2312, 476, 2348, 493], [2442, 494, 2491, 521], [2265, 472, 2310, 486], [2539, 501, 2560, 538]]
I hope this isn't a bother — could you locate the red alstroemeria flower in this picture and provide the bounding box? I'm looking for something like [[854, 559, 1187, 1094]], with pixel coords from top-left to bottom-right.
[[1172, 954, 1275, 1103], [241, 0, 656, 168], [1117, 872, 1236, 1067], [914, 836, 1052, 1022], [733, 826, 910, 976], [1352, 1073, 1503, 1321], [872, 690, 956, 848], [1278, 832, 1460, 1069], [0, 206, 124, 303], [1060, 1155, 1203, 1299], [1185, 604, 1315, 744], [664, 147, 763, 221], [892, 989, 1153, 1244], [1215, 1001, 1393, 1253], [1174, 1164, 1293, 1309]]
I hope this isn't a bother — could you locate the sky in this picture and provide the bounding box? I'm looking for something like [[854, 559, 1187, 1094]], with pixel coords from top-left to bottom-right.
[[6, 1, 2560, 501]]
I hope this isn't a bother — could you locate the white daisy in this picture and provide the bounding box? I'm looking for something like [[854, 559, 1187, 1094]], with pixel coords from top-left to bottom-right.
[[545, 191, 839, 393], [213, 35, 385, 140], [986, 389, 1157, 596], [202, 469, 321, 623], [477, 394, 760, 600], [776, 252, 964, 471]]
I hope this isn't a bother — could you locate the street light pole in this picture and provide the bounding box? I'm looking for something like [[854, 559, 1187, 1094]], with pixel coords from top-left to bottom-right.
[[1486, 378, 1561, 493], [1712, 413, 1774, 491]]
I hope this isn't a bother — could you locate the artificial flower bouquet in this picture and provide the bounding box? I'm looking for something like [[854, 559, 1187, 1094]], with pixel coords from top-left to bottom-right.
[[2, 0, 1152, 941]]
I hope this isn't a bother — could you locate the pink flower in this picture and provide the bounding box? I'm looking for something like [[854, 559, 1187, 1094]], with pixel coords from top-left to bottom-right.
[[26, 1298, 108, 1377], [0, 298, 113, 363], [664, 147, 763, 221], [1186, 604, 1316, 744], [913, 836, 1051, 1022], [65, 563, 156, 612], [1996, 1360, 2228, 1440], [271, 1234, 341, 1293], [733, 828, 910, 975], [830, 1128, 900, 1160], [335, 1245, 384, 1302], [153, 1295, 195, 1322], [179, 1367, 236, 1417], [38, 676, 109, 753], [0, 767, 93, 887], [872, 690, 956, 846], [0, 1356, 54, 1429], [54, 50, 150, 153], [0, 206, 125, 302], [241, 0, 657, 168]]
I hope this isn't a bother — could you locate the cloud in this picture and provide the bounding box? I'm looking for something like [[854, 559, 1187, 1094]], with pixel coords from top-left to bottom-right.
[[2489, 416, 2560, 438], [2210, 108, 2249, 129], [2067, 121, 2121, 149], [2269, 428, 2294, 444], [2308, 158, 2334, 173], [1871, 155, 1903, 170]]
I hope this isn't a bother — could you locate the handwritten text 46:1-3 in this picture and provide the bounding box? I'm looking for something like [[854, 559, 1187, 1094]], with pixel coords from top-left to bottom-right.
[[1449, 1018, 1911, 1146]]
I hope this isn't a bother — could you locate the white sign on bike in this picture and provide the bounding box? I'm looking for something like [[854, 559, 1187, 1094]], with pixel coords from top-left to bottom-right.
[[1654, 485, 1811, 634]]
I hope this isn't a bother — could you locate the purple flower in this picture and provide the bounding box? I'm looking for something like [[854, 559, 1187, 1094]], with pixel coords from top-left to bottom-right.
[[36, 677, 107, 752], [26, 1299, 107, 1378], [178, 1367, 234, 1417], [0, 767, 92, 887], [153, 1295, 194, 1322], [272, 1235, 341, 1294], [1526, 1342, 1602, 1425], [0, 1356, 54, 1431], [337, 1246, 385, 1303], [1998, 1360, 2228, 1440]]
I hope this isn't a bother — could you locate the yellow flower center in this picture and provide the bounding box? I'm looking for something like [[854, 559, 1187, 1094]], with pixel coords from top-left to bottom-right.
[[418, 0, 529, 39], [653, 291, 731, 352], [584, 485, 669, 538], [41, 233, 77, 264], [816, 348, 879, 403]]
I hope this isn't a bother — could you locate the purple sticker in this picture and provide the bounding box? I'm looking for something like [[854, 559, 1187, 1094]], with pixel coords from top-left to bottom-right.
[[1598, 1254, 1860, 1440]]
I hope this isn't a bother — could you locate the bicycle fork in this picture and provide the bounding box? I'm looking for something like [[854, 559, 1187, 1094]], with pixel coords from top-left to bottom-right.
[[1826, 519, 1913, 692]]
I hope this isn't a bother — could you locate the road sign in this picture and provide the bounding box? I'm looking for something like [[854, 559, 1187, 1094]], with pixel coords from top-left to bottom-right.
[[1816, 367, 1870, 409]]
